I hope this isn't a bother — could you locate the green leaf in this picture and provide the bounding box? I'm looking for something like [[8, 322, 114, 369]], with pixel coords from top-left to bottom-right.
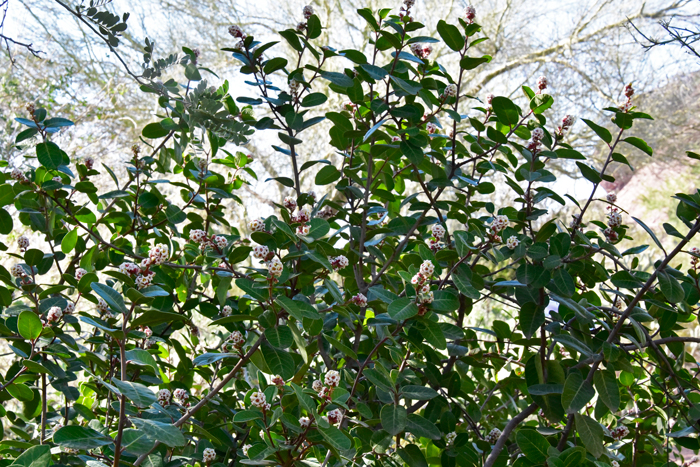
[[91, 282, 128, 314], [261, 343, 296, 379], [130, 419, 186, 447], [573, 413, 604, 458], [421, 319, 447, 350], [491, 96, 520, 127], [436, 20, 465, 51], [400, 385, 438, 400], [657, 271, 684, 304], [623, 137, 652, 156], [9, 446, 50, 467], [631, 217, 664, 252], [6, 383, 34, 401], [516, 429, 550, 463], [388, 298, 419, 320], [236, 279, 269, 302], [398, 444, 428, 467], [54, 426, 113, 450], [292, 382, 317, 414], [519, 302, 544, 339], [125, 349, 160, 375], [233, 410, 264, 422], [36, 141, 63, 169], [381, 404, 407, 436], [593, 368, 620, 412], [17, 311, 42, 341], [554, 335, 593, 357], [276, 296, 321, 320], [301, 92, 328, 107], [61, 228, 78, 254], [527, 384, 564, 396], [321, 71, 353, 88], [265, 325, 294, 349], [111, 378, 157, 408], [307, 15, 322, 39], [142, 122, 169, 139], [318, 425, 352, 450], [431, 289, 459, 312], [315, 165, 341, 185], [581, 119, 612, 144], [121, 429, 156, 455], [562, 370, 595, 414], [406, 413, 441, 440], [459, 55, 491, 70], [263, 57, 288, 74], [610, 270, 643, 290], [576, 162, 602, 184], [184, 63, 202, 81]]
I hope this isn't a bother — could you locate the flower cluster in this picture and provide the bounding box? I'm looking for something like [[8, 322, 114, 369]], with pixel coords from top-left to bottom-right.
[[410, 43, 432, 60], [283, 196, 297, 211], [557, 114, 575, 136], [46, 306, 63, 324], [64, 302, 75, 314], [486, 427, 502, 444], [157, 389, 171, 406], [11, 167, 27, 182], [253, 245, 271, 261], [250, 391, 271, 411], [536, 75, 548, 93], [173, 388, 189, 401], [489, 214, 509, 242], [506, 236, 519, 250], [428, 224, 446, 252], [400, 0, 415, 20], [690, 246, 699, 268], [527, 127, 544, 153], [606, 192, 617, 203], [228, 25, 246, 50], [249, 218, 265, 233], [220, 305, 232, 317], [223, 331, 245, 352], [443, 83, 458, 99], [426, 122, 438, 134], [149, 244, 169, 265], [272, 375, 285, 386], [330, 255, 348, 271], [410, 261, 435, 308], [17, 235, 29, 252], [611, 424, 629, 441], [604, 201, 623, 243], [11, 264, 26, 279], [326, 408, 342, 424], [325, 370, 341, 387], [465, 5, 476, 23], [619, 83, 635, 112], [119, 262, 140, 276], [268, 257, 284, 278], [352, 293, 367, 307], [446, 431, 457, 444], [299, 416, 311, 427], [202, 448, 216, 463], [75, 268, 88, 281]]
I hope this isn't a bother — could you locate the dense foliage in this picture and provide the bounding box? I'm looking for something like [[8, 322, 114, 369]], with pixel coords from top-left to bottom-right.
[[2, 3, 700, 467]]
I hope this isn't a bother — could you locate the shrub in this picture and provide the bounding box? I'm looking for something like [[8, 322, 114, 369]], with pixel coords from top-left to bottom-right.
[[2, 3, 700, 467]]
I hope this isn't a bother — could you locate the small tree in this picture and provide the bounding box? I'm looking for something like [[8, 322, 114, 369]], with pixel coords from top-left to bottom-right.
[[2, 3, 700, 467]]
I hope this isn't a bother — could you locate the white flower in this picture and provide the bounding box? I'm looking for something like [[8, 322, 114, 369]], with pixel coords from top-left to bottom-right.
[[242, 444, 252, 456], [228, 25, 245, 38], [119, 262, 138, 276], [490, 214, 509, 232], [297, 225, 310, 236], [531, 127, 544, 141], [690, 246, 700, 255], [143, 327, 153, 338], [157, 389, 171, 405], [250, 391, 267, 408], [431, 224, 446, 239], [149, 244, 169, 265], [283, 196, 297, 211], [213, 236, 228, 250], [611, 461, 620, 467], [17, 235, 29, 251], [47, 306, 63, 323], [272, 375, 285, 386], [419, 291, 434, 305], [312, 380, 323, 392], [221, 305, 232, 317], [352, 293, 367, 307], [144, 338, 155, 347], [446, 431, 457, 444], [607, 210, 622, 228], [11, 264, 25, 278], [75, 268, 88, 281], [97, 298, 109, 313], [443, 84, 458, 98], [302, 5, 314, 19], [327, 408, 342, 424], [253, 245, 270, 260], [11, 167, 25, 181], [64, 302, 75, 314], [289, 79, 302, 95], [606, 192, 617, 203], [486, 427, 502, 444], [465, 5, 476, 21], [140, 258, 152, 269], [249, 218, 265, 233], [419, 283, 430, 294], [331, 255, 349, 271], [611, 425, 629, 441], [190, 229, 207, 243], [562, 115, 575, 128], [299, 416, 311, 427], [419, 260, 435, 278], [294, 207, 311, 223], [536, 75, 548, 91], [325, 370, 340, 387], [506, 236, 519, 250], [426, 122, 438, 134], [174, 388, 189, 401], [268, 257, 284, 277], [135, 272, 155, 289], [411, 273, 423, 285], [202, 448, 216, 463], [486, 93, 495, 105]]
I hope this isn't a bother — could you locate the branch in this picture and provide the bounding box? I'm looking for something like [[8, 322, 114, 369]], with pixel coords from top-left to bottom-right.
[[483, 403, 538, 467]]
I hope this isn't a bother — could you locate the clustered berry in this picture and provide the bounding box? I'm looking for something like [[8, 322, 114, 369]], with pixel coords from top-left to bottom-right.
[[486, 427, 502, 444], [611, 424, 629, 441], [157, 389, 171, 406], [330, 255, 349, 271], [202, 448, 216, 463], [410, 43, 433, 60], [352, 293, 367, 307]]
